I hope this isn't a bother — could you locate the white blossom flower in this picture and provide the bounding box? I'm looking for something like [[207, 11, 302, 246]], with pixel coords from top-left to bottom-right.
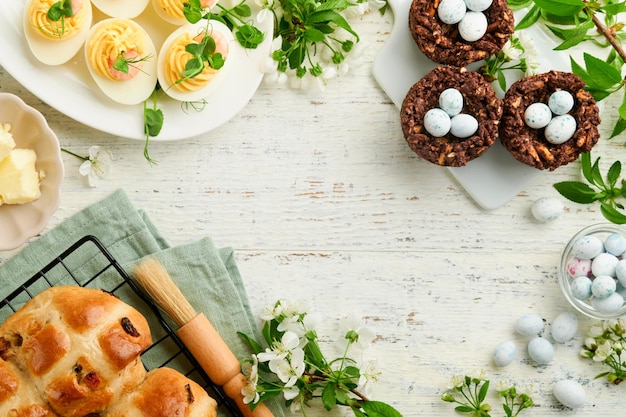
[[339, 312, 376, 350], [501, 39, 522, 61], [283, 385, 300, 401], [356, 354, 381, 396], [594, 340, 614, 362], [588, 323, 605, 338], [516, 32, 539, 75], [269, 347, 305, 387], [446, 374, 465, 390], [241, 355, 260, 404], [257, 331, 302, 363], [255, 0, 275, 23], [78, 146, 112, 187]]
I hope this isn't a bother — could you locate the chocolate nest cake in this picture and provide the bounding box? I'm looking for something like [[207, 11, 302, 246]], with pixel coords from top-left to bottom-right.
[[408, 0, 514, 67], [400, 66, 503, 167], [499, 71, 601, 171]]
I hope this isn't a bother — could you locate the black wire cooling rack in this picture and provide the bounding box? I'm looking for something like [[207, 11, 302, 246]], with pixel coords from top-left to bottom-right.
[[0, 235, 242, 417]]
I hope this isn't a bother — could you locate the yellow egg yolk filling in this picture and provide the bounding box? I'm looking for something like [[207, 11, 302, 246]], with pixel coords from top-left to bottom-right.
[[87, 20, 146, 81], [29, 0, 87, 40]]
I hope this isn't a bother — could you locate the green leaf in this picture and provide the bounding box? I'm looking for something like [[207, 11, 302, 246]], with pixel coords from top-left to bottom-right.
[[288, 43, 306, 69], [534, 0, 585, 17], [553, 181, 599, 204], [580, 152, 593, 183], [601, 203, 626, 224], [610, 116, 626, 138], [590, 155, 606, 189], [546, 18, 594, 41], [583, 52, 624, 89], [309, 10, 359, 41], [144, 108, 164, 137], [321, 383, 337, 411], [358, 401, 403, 417], [233, 3, 252, 17], [235, 25, 264, 49], [455, 405, 476, 413], [607, 160, 622, 188], [237, 331, 263, 353], [304, 27, 326, 42], [600, 2, 626, 14], [478, 380, 489, 403], [553, 32, 590, 50], [515, 4, 541, 30]]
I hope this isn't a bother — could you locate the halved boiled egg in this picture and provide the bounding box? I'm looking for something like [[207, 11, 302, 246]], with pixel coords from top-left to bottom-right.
[[84, 18, 158, 105], [24, 0, 93, 65], [91, 0, 149, 19], [157, 19, 234, 102], [152, 0, 217, 26]]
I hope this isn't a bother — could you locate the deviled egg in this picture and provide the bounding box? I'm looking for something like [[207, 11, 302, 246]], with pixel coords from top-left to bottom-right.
[[152, 0, 218, 26], [91, 0, 149, 19], [84, 18, 158, 105], [157, 19, 234, 102], [24, 0, 93, 65]]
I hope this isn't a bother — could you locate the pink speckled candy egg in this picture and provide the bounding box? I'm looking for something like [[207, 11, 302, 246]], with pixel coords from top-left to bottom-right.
[[566, 258, 592, 278]]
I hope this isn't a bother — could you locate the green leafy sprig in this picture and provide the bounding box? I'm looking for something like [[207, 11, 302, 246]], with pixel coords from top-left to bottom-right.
[[41, 0, 73, 38], [441, 375, 533, 417], [514, 0, 626, 137], [238, 300, 402, 417], [554, 152, 626, 223], [143, 88, 163, 165], [112, 52, 153, 75], [581, 319, 626, 384]]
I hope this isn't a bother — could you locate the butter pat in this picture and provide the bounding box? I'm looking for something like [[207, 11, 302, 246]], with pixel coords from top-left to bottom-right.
[[0, 149, 42, 206], [0, 123, 16, 162]]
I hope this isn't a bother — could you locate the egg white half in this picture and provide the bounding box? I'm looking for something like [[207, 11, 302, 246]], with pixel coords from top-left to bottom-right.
[[23, 0, 93, 66], [84, 18, 158, 105], [91, 0, 150, 19], [157, 20, 235, 103]]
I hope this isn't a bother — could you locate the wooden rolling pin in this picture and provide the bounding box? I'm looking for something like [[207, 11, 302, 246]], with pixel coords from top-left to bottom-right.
[[133, 258, 274, 417]]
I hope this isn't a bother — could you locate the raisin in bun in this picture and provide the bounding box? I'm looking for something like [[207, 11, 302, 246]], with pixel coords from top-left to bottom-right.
[[106, 367, 218, 417], [0, 286, 151, 416]]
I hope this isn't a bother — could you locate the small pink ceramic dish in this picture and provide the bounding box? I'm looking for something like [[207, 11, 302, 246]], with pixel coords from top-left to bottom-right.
[[0, 93, 64, 251]]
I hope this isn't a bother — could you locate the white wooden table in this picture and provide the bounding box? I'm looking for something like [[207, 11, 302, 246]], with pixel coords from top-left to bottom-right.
[[2, 7, 625, 417]]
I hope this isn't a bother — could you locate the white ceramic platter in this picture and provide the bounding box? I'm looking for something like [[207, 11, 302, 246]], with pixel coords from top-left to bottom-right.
[[0, 0, 273, 141], [372, 0, 570, 210]]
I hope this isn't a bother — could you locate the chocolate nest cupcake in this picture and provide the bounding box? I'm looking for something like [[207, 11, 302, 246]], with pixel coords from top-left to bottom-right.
[[400, 66, 503, 167], [499, 70, 601, 171], [409, 0, 514, 68]]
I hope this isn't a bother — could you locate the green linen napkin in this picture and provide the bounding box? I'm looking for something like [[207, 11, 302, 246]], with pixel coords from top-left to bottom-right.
[[0, 188, 284, 417]]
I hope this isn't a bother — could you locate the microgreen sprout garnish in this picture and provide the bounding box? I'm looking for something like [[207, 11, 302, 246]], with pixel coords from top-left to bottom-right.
[[181, 99, 208, 114], [238, 300, 402, 417], [580, 319, 626, 384], [176, 29, 225, 85], [40, 0, 74, 38], [143, 88, 163, 165], [112, 52, 153, 75], [554, 152, 626, 224], [441, 373, 534, 417]]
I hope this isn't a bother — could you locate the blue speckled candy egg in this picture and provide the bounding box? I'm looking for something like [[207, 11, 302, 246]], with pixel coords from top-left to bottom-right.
[[423, 108, 451, 137], [604, 233, 626, 256], [458, 11, 487, 42], [591, 275, 616, 299], [531, 197, 563, 222], [616, 260, 626, 286], [437, 0, 467, 24], [548, 90, 575, 115], [439, 88, 464, 116], [592, 292, 624, 313], [515, 313, 544, 336], [493, 340, 516, 367], [566, 257, 592, 278], [450, 114, 478, 138], [553, 380, 585, 409], [524, 102, 552, 129], [591, 252, 619, 277], [572, 235, 604, 259], [464, 0, 493, 12], [528, 336, 554, 364], [550, 311, 578, 343], [545, 114, 577, 145], [571, 276, 593, 300]]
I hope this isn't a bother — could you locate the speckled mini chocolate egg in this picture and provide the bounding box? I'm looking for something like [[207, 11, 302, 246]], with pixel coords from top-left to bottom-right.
[[591, 252, 619, 277], [528, 336, 554, 364], [531, 197, 564, 222], [439, 88, 464, 116], [591, 275, 617, 299], [604, 233, 626, 256], [550, 311, 578, 343], [553, 380, 585, 409], [592, 292, 624, 313], [524, 102, 552, 129], [515, 313, 544, 337], [545, 114, 577, 145], [450, 114, 478, 138], [458, 11, 487, 42], [437, 0, 467, 24], [548, 90, 575, 116], [616, 260, 626, 286], [571, 276, 593, 300], [464, 0, 493, 12], [493, 340, 516, 367], [423, 108, 451, 137], [572, 235, 604, 259]]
